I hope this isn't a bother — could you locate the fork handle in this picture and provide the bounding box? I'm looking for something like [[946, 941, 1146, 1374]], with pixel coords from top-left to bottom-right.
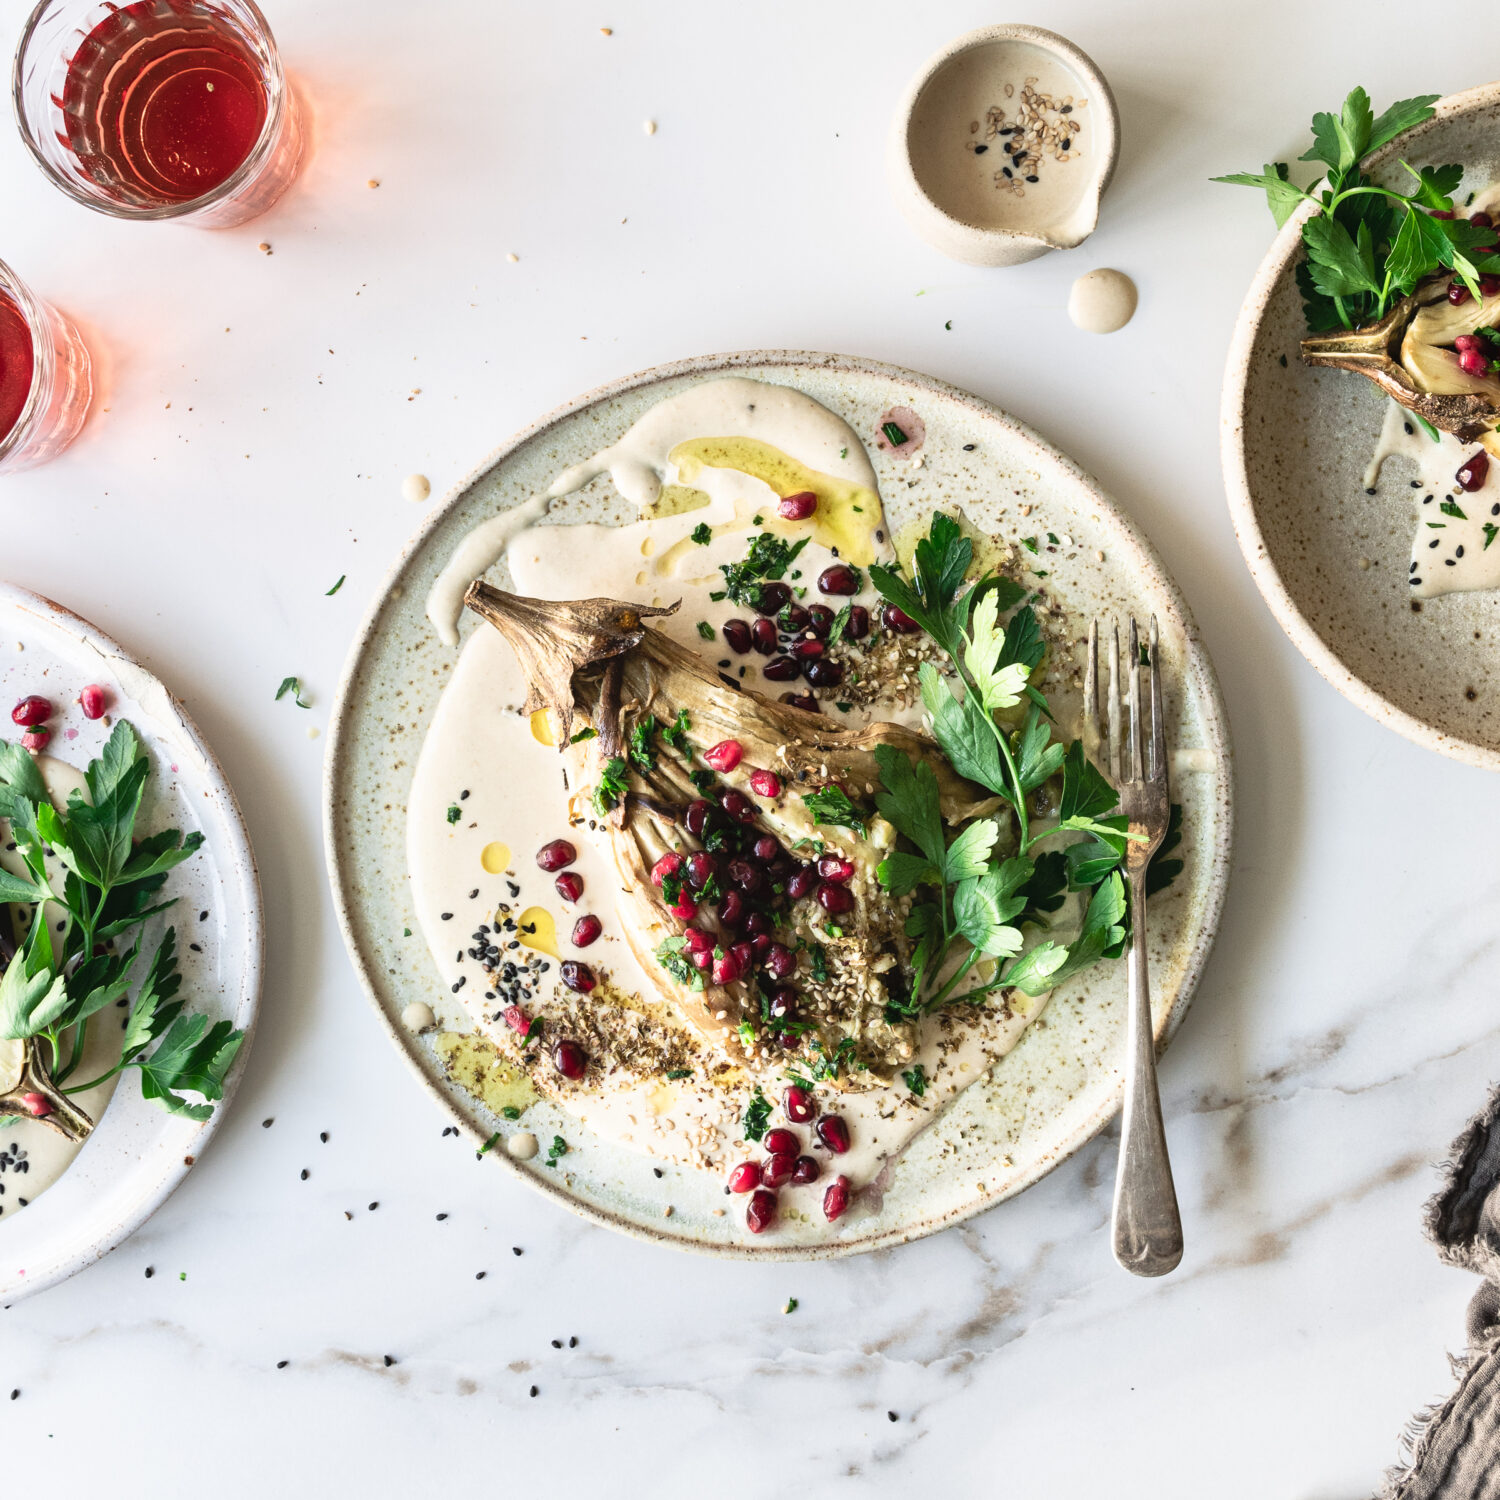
[[1111, 870, 1183, 1276]]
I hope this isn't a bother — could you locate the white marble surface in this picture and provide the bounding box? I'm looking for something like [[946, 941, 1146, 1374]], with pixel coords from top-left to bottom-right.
[[2, 1, 1497, 1493]]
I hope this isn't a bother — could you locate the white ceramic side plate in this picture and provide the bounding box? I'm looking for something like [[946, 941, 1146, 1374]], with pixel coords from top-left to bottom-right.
[[325, 351, 1233, 1260], [0, 585, 263, 1300]]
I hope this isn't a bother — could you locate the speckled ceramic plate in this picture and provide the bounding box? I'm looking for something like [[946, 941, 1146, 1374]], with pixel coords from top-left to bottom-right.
[[0, 585, 262, 1300], [324, 352, 1232, 1260], [1223, 85, 1500, 769]]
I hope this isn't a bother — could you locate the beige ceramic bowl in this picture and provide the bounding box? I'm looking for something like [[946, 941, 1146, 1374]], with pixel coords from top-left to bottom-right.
[[1223, 85, 1500, 769], [888, 24, 1120, 267]]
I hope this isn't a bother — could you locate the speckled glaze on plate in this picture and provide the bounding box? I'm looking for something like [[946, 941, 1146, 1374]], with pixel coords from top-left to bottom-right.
[[0, 585, 262, 1300], [324, 352, 1232, 1260], [1223, 85, 1500, 769]]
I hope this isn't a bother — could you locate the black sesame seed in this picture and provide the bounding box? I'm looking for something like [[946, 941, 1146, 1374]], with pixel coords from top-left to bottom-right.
[[460, 789, 470, 800], [189, 942, 202, 952], [1366, 484, 1379, 495], [145, 1266, 155, 1278], [1411, 480, 1423, 488], [1061, 138, 1072, 149], [1404, 422, 1414, 435], [1410, 562, 1418, 572], [551, 1338, 562, 1348], [888, 1411, 898, 1422], [569, 1336, 578, 1348], [1431, 539, 1440, 548], [320, 1132, 328, 1143], [512, 1246, 523, 1256], [1458, 545, 1466, 557], [198, 910, 208, 922], [529, 1385, 539, 1398], [384, 1355, 396, 1367], [9, 1390, 18, 1401], [974, 144, 988, 154], [1446, 558, 1458, 566], [437, 1212, 448, 1220], [476, 1270, 487, 1280], [263, 1118, 274, 1128], [300, 1168, 309, 1180], [1410, 577, 1421, 586], [1002, 167, 1012, 178], [277, 1361, 288, 1370], [369, 1201, 379, 1211], [1025, 174, 1039, 183]]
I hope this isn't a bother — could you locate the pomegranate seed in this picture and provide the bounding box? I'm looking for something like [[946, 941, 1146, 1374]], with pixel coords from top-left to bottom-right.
[[778, 603, 810, 633], [791, 1154, 820, 1185], [752, 834, 780, 862], [804, 659, 844, 688], [823, 1175, 851, 1221], [690, 946, 713, 971], [10, 696, 50, 728], [21, 729, 50, 752], [703, 739, 744, 772], [1433, 209, 1456, 220], [777, 490, 818, 520], [78, 684, 108, 720], [1449, 280, 1473, 305], [817, 1115, 851, 1153], [721, 789, 756, 822], [651, 851, 685, 884], [1483, 275, 1500, 297], [713, 950, 745, 985], [686, 850, 718, 888], [793, 638, 825, 660], [752, 582, 791, 616], [1473, 211, 1495, 229], [768, 986, 799, 1020], [787, 865, 817, 900], [729, 939, 754, 972], [764, 1127, 798, 1157], [21, 1092, 52, 1118], [746, 1188, 778, 1233], [748, 768, 782, 798], [722, 619, 752, 654], [762, 1152, 796, 1188], [555, 871, 585, 903], [779, 691, 822, 713], [684, 799, 712, 835], [571, 914, 602, 947], [785, 1086, 817, 1123], [1455, 333, 1485, 352], [551, 1039, 588, 1079], [817, 854, 856, 883], [503, 1005, 530, 1034], [728, 1160, 761, 1193], [764, 942, 796, 980], [816, 881, 855, 914], [683, 925, 715, 952], [724, 858, 759, 895], [718, 889, 747, 927], [751, 618, 778, 654], [882, 604, 921, 634], [559, 961, 596, 994], [844, 605, 871, 640], [762, 654, 799, 682], [1458, 451, 1490, 492], [818, 565, 859, 595], [751, 933, 773, 959], [536, 839, 577, 872], [743, 911, 772, 937], [806, 604, 835, 637], [1460, 347, 1490, 376], [668, 892, 697, 920]]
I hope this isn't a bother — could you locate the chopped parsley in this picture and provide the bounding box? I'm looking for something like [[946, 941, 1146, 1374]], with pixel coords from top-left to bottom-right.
[[628, 715, 659, 773], [275, 675, 310, 708], [326, 575, 346, 595], [593, 756, 629, 816], [717, 532, 809, 609], [545, 1135, 569, 1167], [501, 1106, 521, 1120], [829, 604, 853, 644], [1021, 536, 1039, 554], [1486, 523, 1499, 551], [689, 769, 717, 792], [882, 421, 909, 447], [902, 1063, 927, 1096], [801, 784, 866, 836], [446, 805, 462, 824], [784, 1297, 799, 1314], [655, 934, 704, 991], [477, 1131, 500, 1157], [1441, 499, 1469, 520], [569, 726, 597, 744], [743, 1086, 772, 1142], [665, 1068, 693, 1080], [696, 620, 715, 641], [691, 522, 713, 545], [660, 709, 692, 755], [809, 942, 830, 985]]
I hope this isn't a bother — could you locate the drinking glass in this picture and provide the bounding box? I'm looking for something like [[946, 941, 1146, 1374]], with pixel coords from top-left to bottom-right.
[[0, 259, 93, 476], [12, 0, 304, 228]]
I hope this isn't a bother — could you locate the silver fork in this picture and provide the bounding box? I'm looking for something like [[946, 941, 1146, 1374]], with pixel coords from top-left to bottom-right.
[[1085, 616, 1183, 1277]]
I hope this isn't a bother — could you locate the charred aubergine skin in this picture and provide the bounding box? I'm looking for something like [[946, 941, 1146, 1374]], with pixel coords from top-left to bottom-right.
[[464, 582, 997, 1088]]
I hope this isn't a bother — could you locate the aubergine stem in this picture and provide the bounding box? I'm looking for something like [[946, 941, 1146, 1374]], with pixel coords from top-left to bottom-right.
[[0, 1039, 94, 1143], [1299, 288, 1499, 441]]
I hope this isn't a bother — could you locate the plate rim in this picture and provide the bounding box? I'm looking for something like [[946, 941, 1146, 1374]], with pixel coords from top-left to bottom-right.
[[323, 348, 1235, 1260], [0, 582, 265, 1300], [1220, 82, 1500, 772]]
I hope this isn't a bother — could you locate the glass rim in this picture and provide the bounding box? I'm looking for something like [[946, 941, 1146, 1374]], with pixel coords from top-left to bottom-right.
[[0, 257, 56, 466], [10, 0, 291, 223]]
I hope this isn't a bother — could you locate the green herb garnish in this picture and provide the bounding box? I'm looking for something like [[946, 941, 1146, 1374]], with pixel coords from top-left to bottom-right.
[[275, 676, 310, 708], [478, 1131, 501, 1156], [1213, 89, 1500, 329], [546, 1134, 569, 1166], [660, 709, 692, 755], [326, 575, 345, 596], [691, 522, 713, 545], [593, 757, 629, 817], [801, 785, 865, 836], [902, 1063, 927, 1096], [696, 621, 715, 641], [655, 934, 704, 992], [628, 715, 658, 773], [717, 533, 809, 609], [665, 1068, 693, 1080], [743, 1086, 771, 1141], [501, 1106, 521, 1120], [569, 727, 597, 744], [1486, 523, 1499, 550], [446, 805, 462, 824], [1442, 499, 1469, 520], [882, 421, 909, 446]]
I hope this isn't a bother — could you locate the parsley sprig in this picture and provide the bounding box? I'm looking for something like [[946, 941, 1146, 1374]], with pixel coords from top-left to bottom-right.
[[1215, 88, 1500, 330], [0, 723, 245, 1122], [870, 515, 1150, 1009]]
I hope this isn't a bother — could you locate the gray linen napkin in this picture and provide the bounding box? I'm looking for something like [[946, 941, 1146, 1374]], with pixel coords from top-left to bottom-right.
[[1383, 1086, 1500, 1498]]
